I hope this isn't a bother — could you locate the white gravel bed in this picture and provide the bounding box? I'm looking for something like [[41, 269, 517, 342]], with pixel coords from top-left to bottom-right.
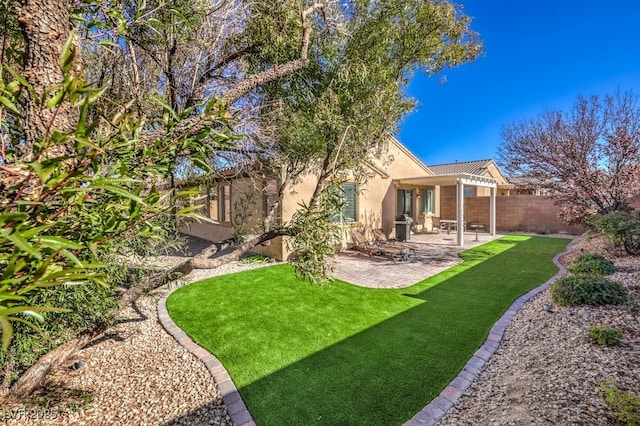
[[1, 260, 274, 426], [440, 236, 640, 425]]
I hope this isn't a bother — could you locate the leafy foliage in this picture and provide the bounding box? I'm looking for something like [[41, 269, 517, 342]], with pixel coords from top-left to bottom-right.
[[287, 182, 346, 284], [588, 326, 623, 347], [600, 379, 640, 425], [0, 282, 118, 378], [590, 212, 640, 256], [0, 61, 227, 355], [569, 253, 615, 276], [550, 275, 629, 307]]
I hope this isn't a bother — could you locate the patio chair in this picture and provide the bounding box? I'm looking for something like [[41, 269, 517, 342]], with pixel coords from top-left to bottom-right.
[[351, 230, 380, 258], [371, 229, 417, 260], [352, 230, 403, 264], [430, 216, 441, 234]]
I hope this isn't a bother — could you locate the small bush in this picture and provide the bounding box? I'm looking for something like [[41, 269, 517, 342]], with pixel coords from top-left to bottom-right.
[[589, 326, 623, 346], [569, 253, 615, 275], [551, 275, 629, 306], [590, 212, 640, 255], [241, 253, 271, 264], [600, 380, 640, 425], [0, 283, 118, 379]]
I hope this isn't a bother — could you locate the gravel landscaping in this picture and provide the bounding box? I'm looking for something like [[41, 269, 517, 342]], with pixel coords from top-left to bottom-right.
[[440, 235, 640, 425], [1, 261, 270, 426], [1, 235, 637, 425]]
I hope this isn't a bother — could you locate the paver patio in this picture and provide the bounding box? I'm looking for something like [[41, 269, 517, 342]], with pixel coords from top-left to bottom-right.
[[332, 231, 502, 288]]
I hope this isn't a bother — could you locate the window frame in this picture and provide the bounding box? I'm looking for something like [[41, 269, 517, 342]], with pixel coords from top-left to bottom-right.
[[464, 186, 475, 198], [341, 182, 358, 223], [396, 188, 413, 217], [420, 188, 435, 215]]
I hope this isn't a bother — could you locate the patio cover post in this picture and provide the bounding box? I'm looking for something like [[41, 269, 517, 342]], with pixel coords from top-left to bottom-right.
[[456, 179, 464, 246], [490, 186, 496, 235]]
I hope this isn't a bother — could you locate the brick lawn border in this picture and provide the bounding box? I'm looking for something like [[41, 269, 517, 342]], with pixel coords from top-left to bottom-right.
[[157, 294, 255, 426], [158, 238, 575, 426], [403, 238, 576, 426]]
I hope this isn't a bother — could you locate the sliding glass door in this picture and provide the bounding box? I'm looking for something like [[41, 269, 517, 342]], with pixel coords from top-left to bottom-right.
[[396, 189, 413, 217]]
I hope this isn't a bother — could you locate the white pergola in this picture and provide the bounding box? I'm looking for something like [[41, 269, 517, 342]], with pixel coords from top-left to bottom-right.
[[394, 173, 498, 246]]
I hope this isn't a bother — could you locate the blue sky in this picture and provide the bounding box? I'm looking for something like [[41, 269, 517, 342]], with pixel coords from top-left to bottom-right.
[[397, 0, 640, 166]]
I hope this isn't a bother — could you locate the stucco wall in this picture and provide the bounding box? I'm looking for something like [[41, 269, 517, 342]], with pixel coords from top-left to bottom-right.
[[282, 138, 434, 257], [179, 177, 285, 260], [439, 195, 583, 234], [182, 138, 436, 260]]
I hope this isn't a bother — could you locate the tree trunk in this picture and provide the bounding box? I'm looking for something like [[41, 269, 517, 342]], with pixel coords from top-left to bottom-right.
[[8, 327, 105, 398], [18, 0, 79, 159], [191, 228, 291, 269], [221, 2, 326, 105], [7, 227, 289, 397]]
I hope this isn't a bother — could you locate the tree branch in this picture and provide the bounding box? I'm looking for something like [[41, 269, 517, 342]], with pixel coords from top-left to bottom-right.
[[221, 2, 326, 105]]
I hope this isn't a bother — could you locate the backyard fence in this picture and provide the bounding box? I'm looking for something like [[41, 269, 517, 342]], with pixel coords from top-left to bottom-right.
[[440, 195, 584, 234]]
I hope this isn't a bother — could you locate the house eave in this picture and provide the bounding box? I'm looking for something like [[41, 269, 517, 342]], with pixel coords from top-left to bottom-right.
[[395, 173, 498, 188]]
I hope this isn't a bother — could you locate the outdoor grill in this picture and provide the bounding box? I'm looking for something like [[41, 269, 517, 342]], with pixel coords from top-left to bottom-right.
[[394, 214, 413, 241]]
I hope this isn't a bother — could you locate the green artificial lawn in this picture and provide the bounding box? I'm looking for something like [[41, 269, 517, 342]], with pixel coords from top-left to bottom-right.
[[167, 235, 569, 425]]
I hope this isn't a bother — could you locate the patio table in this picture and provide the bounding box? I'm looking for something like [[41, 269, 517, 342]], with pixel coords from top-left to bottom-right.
[[440, 219, 463, 235], [469, 223, 485, 241]]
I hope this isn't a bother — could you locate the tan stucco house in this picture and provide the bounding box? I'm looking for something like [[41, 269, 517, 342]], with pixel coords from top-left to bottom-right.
[[181, 137, 498, 260]]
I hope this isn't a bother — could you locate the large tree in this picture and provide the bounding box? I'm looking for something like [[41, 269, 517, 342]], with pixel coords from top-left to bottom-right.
[[499, 91, 640, 224], [1, 0, 481, 396]]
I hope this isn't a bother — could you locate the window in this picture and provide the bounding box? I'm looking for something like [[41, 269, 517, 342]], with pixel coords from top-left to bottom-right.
[[331, 183, 358, 223], [464, 186, 475, 197], [220, 184, 231, 223], [342, 183, 358, 223], [420, 189, 435, 215], [208, 187, 219, 221], [396, 189, 413, 217]]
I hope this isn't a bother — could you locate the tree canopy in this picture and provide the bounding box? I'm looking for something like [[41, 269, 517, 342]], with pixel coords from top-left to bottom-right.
[[0, 0, 482, 396], [499, 91, 640, 224]]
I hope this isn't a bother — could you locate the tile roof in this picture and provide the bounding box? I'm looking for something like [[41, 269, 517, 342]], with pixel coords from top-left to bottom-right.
[[507, 176, 547, 186], [426, 159, 494, 176]]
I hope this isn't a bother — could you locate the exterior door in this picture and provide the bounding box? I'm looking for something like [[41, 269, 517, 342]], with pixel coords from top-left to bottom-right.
[[396, 189, 413, 217]]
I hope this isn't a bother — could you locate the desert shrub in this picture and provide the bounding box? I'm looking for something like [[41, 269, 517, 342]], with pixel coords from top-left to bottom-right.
[[590, 212, 640, 255], [569, 253, 615, 275], [600, 380, 640, 425], [0, 283, 118, 379], [589, 326, 623, 347], [551, 275, 629, 306], [241, 253, 271, 264]]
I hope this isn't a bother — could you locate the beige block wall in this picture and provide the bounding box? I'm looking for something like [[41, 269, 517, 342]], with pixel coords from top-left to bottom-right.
[[439, 195, 583, 234]]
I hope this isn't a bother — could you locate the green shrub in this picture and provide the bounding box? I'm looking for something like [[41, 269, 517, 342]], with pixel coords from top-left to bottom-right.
[[600, 379, 640, 425], [569, 253, 615, 275], [589, 326, 623, 346], [551, 275, 629, 306], [241, 254, 271, 264], [0, 282, 118, 381], [590, 212, 640, 255]]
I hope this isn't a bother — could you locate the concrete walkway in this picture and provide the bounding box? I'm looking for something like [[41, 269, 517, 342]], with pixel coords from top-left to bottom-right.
[[332, 231, 502, 288]]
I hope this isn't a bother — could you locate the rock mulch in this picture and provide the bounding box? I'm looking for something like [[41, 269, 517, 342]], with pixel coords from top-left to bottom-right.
[[440, 235, 640, 425], [2, 235, 638, 425], [1, 261, 270, 426]]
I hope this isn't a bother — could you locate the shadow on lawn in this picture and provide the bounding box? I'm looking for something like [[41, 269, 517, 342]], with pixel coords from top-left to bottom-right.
[[169, 237, 566, 426]]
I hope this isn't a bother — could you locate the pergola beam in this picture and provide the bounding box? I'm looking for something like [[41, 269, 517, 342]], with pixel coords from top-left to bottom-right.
[[394, 173, 498, 247]]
